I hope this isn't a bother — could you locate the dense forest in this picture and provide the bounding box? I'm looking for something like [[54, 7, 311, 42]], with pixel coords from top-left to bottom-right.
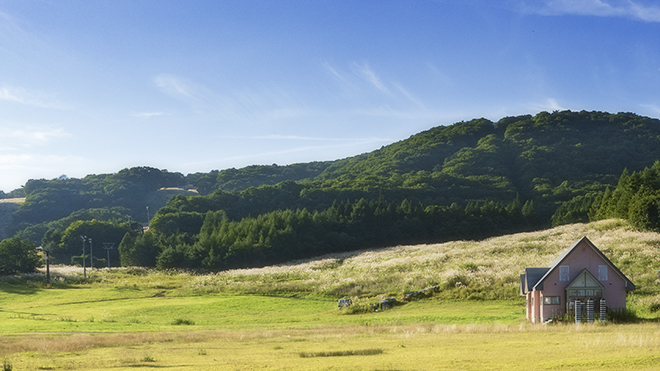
[[4, 110, 660, 271]]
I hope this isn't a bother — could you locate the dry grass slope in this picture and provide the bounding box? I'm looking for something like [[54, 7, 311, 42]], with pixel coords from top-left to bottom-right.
[[190, 219, 660, 305]]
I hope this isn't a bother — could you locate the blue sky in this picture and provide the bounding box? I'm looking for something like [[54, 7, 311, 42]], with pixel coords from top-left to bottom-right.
[[1, 0, 660, 192]]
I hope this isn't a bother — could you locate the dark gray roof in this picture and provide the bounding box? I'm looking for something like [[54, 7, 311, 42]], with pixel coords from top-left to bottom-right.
[[530, 236, 636, 292], [521, 268, 550, 294]]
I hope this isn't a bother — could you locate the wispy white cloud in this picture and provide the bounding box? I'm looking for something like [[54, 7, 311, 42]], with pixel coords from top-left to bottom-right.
[[0, 11, 32, 52], [639, 103, 660, 117], [351, 62, 391, 94], [0, 126, 70, 150], [0, 85, 72, 109], [154, 74, 200, 100], [132, 111, 169, 118], [218, 134, 394, 142], [323, 61, 431, 110], [522, 0, 660, 22], [527, 98, 568, 112], [154, 73, 304, 123], [0, 153, 87, 191], [182, 136, 393, 168]]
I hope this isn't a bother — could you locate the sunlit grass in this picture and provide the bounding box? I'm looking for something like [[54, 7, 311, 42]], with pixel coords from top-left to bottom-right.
[[1, 219, 660, 370]]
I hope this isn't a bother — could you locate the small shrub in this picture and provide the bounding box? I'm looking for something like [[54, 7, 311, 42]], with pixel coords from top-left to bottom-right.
[[299, 349, 383, 358], [607, 308, 640, 323], [3, 358, 12, 371], [459, 262, 479, 272], [141, 355, 156, 362], [198, 349, 207, 356], [649, 303, 660, 313], [337, 297, 376, 315], [171, 318, 195, 325]]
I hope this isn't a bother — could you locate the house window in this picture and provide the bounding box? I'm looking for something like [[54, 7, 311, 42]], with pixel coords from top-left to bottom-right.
[[543, 296, 560, 305], [560, 265, 570, 281], [598, 265, 608, 281]]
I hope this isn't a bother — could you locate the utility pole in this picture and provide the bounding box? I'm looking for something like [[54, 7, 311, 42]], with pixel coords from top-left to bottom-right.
[[89, 238, 93, 270], [36, 247, 51, 284], [80, 235, 87, 279], [102, 243, 114, 268]]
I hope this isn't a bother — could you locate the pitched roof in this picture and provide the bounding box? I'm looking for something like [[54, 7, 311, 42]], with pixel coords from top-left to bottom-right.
[[520, 268, 549, 294], [530, 236, 635, 291]]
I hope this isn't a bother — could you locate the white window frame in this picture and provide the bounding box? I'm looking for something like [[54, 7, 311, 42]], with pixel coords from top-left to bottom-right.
[[543, 296, 560, 305]]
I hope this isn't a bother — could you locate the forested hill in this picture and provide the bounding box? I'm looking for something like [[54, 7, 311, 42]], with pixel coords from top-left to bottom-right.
[[6, 110, 660, 269]]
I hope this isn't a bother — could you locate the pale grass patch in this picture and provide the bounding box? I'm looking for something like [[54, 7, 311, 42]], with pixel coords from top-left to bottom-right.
[[186, 219, 659, 300]]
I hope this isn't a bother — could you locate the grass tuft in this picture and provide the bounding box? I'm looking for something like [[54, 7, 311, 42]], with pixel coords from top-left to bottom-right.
[[299, 349, 384, 358], [171, 318, 195, 326], [141, 355, 156, 362], [2, 358, 12, 371]]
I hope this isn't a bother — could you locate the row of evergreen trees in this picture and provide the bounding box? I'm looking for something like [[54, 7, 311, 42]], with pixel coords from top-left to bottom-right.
[[113, 196, 536, 270], [552, 161, 660, 231]]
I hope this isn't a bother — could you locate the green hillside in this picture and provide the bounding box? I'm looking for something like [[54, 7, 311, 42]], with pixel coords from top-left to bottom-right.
[[5, 110, 660, 269]]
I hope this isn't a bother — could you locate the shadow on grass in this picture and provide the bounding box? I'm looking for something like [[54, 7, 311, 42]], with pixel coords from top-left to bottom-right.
[[0, 270, 103, 294], [0, 282, 40, 295]]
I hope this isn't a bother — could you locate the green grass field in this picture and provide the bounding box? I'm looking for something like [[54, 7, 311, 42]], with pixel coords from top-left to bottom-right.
[[1, 219, 660, 370]]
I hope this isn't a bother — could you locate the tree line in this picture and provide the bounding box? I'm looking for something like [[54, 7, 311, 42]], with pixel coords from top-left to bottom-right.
[[117, 196, 536, 270], [552, 160, 660, 232], [4, 110, 660, 274]]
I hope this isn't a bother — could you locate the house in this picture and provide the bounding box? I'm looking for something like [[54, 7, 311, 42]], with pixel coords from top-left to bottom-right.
[[520, 237, 635, 323]]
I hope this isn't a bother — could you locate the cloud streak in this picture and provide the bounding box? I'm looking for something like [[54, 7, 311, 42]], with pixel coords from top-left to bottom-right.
[[523, 0, 660, 22], [132, 111, 169, 118], [218, 134, 394, 142], [0, 126, 70, 150], [0, 86, 72, 109]]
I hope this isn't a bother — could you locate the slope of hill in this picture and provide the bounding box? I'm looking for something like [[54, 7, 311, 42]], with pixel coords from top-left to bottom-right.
[[0, 198, 24, 239], [189, 219, 660, 307], [6, 110, 660, 268]]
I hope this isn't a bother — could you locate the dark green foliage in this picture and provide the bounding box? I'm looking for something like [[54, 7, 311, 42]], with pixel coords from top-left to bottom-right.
[[586, 161, 660, 231], [119, 231, 160, 267], [170, 318, 195, 325], [13, 167, 184, 229], [144, 196, 535, 269], [299, 349, 383, 358], [0, 237, 41, 275], [53, 219, 133, 266], [6, 111, 660, 269], [118, 232, 137, 267], [191, 162, 332, 193]]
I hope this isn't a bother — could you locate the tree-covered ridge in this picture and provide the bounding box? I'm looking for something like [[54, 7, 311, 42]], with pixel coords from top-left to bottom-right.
[[5, 110, 660, 270], [553, 160, 660, 232], [188, 162, 333, 194]]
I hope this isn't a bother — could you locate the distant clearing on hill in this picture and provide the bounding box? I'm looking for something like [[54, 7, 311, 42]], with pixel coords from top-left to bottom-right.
[[0, 197, 25, 204]]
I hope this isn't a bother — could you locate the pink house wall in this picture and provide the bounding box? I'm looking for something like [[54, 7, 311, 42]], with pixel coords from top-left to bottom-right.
[[537, 240, 628, 321]]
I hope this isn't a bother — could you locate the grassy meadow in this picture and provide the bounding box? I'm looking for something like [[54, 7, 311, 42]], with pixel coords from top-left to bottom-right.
[[1, 219, 660, 370]]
